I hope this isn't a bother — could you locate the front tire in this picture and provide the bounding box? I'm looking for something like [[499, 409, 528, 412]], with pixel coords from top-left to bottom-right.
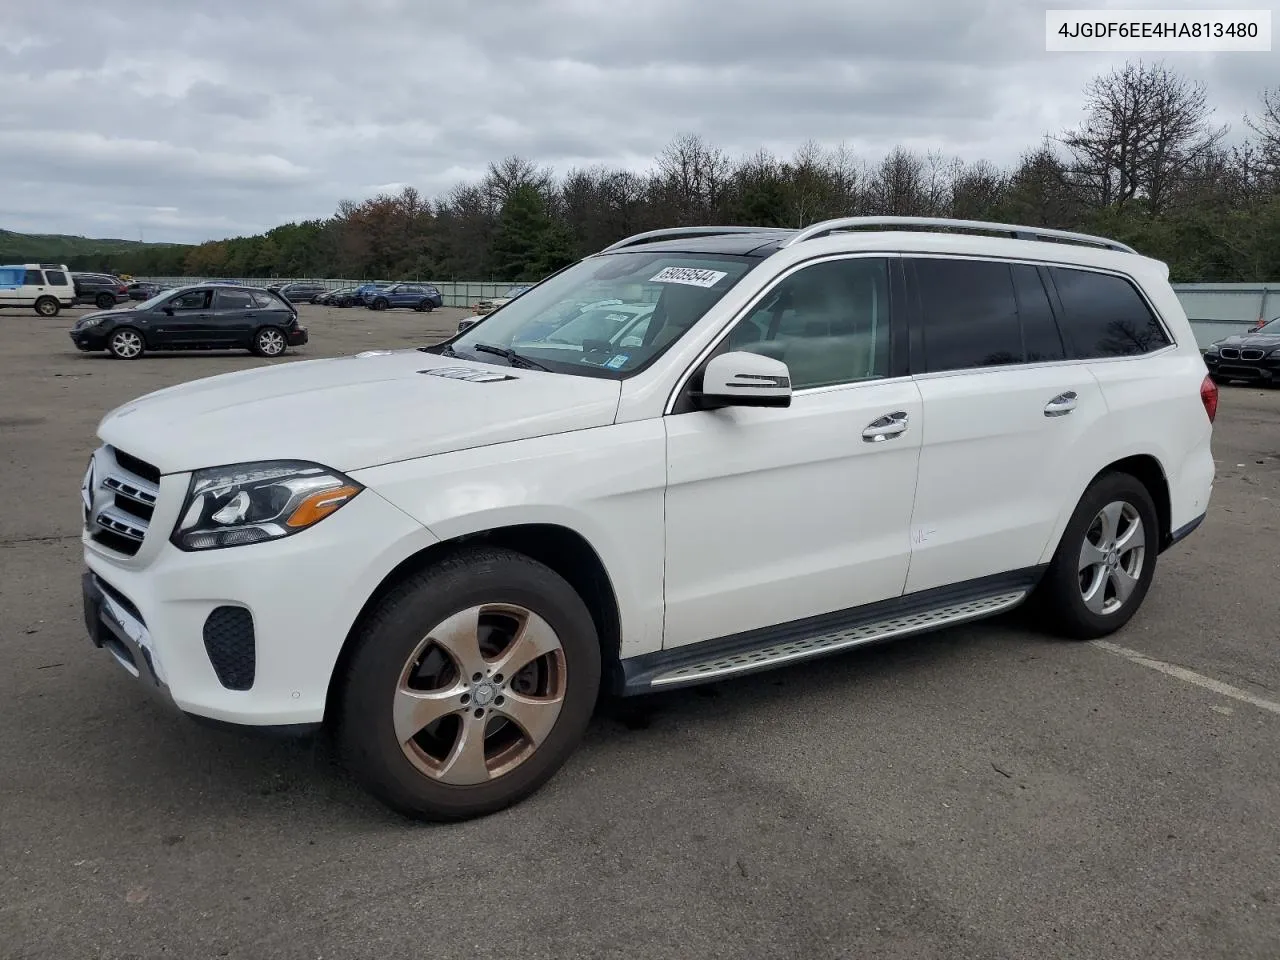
[[1034, 472, 1159, 640], [371, 299, 388, 311], [252, 326, 287, 357], [107, 327, 145, 360], [34, 297, 60, 318], [337, 547, 601, 822]]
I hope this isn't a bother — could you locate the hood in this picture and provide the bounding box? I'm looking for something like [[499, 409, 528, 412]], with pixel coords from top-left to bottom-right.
[[96, 349, 622, 475], [76, 306, 137, 326], [1212, 334, 1280, 349]]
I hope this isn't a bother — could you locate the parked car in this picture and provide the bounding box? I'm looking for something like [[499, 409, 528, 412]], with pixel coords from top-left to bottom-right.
[[367, 282, 444, 312], [72, 273, 130, 310], [472, 285, 532, 316], [69, 283, 308, 360], [270, 281, 329, 304], [0, 263, 75, 316], [126, 282, 161, 301], [1202, 316, 1280, 384], [76, 217, 1214, 823], [351, 282, 392, 307], [315, 285, 358, 307]]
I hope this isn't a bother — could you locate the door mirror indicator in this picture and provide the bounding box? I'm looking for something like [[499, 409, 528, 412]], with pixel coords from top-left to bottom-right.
[[695, 351, 793, 409]]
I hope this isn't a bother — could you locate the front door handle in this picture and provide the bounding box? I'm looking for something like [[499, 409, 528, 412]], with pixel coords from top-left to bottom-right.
[[1044, 392, 1078, 417], [863, 411, 909, 442]]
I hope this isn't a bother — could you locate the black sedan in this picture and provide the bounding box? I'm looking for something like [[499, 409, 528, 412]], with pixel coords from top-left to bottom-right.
[[1203, 316, 1280, 385], [69, 284, 308, 360]]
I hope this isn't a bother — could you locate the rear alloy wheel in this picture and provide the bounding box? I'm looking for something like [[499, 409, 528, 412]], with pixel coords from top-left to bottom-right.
[[108, 327, 145, 360], [95, 293, 115, 310], [34, 296, 59, 318], [338, 547, 601, 821], [253, 326, 287, 357], [372, 298, 388, 311], [1034, 472, 1158, 639]]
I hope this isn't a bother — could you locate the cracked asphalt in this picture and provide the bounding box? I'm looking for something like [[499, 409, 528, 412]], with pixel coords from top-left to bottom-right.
[[2, 304, 1278, 959]]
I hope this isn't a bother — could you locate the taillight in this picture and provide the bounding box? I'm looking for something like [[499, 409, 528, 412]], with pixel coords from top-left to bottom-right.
[[1200, 374, 1218, 423]]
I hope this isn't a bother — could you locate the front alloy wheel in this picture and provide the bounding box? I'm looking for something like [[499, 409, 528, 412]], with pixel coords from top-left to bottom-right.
[[338, 547, 600, 821], [108, 328, 144, 359]]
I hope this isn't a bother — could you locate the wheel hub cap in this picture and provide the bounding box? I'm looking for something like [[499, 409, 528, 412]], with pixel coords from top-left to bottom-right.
[[1106, 548, 1119, 567], [471, 681, 497, 707]]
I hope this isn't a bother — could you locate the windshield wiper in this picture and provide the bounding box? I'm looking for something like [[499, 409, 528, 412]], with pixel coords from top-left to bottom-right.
[[419, 343, 458, 356], [471, 342, 551, 372]]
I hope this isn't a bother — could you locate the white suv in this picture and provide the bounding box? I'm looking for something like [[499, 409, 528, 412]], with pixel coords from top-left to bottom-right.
[[0, 263, 75, 316], [79, 217, 1216, 821]]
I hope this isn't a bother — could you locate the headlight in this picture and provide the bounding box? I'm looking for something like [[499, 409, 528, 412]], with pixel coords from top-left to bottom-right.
[[1270, 349, 1280, 359], [78, 316, 104, 329], [171, 460, 363, 551]]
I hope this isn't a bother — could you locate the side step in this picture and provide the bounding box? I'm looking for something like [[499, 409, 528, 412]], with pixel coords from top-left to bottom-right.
[[617, 568, 1043, 695]]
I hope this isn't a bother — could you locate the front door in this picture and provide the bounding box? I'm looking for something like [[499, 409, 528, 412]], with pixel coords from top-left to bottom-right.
[[663, 255, 923, 648], [155, 289, 215, 346]]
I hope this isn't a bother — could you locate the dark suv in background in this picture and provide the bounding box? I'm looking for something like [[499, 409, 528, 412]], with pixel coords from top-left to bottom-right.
[[269, 281, 328, 304], [72, 273, 130, 310]]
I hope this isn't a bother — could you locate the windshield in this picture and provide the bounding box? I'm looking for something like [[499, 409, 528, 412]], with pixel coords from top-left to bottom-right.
[[445, 252, 756, 378], [1259, 317, 1280, 334]]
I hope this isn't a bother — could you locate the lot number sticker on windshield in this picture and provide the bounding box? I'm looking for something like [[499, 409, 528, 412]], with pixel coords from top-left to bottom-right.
[[649, 267, 728, 288]]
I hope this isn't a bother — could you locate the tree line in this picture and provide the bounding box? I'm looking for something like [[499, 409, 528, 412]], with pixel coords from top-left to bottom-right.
[[65, 63, 1280, 284]]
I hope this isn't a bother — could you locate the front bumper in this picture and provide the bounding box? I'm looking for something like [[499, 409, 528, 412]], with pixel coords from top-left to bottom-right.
[[82, 483, 437, 728], [1204, 353, 1280, 383], [69, 328, 108, 350]]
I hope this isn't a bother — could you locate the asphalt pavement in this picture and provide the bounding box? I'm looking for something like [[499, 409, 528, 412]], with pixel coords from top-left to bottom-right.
[[2, 303, 1277, 960]]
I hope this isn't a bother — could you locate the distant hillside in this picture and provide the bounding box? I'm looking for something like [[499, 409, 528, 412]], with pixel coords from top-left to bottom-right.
[[0, 228, 187, 260], [0, 228, 191, 274]]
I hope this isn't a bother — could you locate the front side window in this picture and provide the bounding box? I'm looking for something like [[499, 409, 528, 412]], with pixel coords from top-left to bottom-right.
[[445, 252, 757, 378], [1049, 267, 1172, 358], [171, 290, 212, 310], [721, 257, 892, 390]]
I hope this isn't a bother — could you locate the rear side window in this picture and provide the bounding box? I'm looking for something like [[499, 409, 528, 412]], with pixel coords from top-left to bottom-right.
[[913, 258, 1023, 372], [1048, 267, 1172, 358], [1011, 265, 1065, 363], [252, 290, 282, 308], [45, 270, 68, 286], [215, 289, 256, 309], [24, 269, 45, 285]]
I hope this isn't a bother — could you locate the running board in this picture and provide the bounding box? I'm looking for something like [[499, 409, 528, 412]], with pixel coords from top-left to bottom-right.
[[617, 568, 1043, 695]]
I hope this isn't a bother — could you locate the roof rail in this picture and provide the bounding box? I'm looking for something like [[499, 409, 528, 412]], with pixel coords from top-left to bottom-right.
[[782, 217, 1138, 254], [599, 226, 788, 254]]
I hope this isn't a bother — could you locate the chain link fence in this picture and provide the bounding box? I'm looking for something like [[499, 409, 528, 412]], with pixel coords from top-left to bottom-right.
[[133, 278, 521, 309]]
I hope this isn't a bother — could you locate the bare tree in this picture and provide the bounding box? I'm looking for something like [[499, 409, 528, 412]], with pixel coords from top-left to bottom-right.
[[652, 134, 734, 224], [1244, 86, 1280, 187], [865, 147, 929, 215], [1061, 61, 1227, 214]]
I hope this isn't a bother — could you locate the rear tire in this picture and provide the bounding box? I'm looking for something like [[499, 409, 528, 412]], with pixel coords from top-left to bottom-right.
[[95, 293, 115, 310], [107, 327, 145, 360], [337, 547, 601, 822], [1033, 472, 1159, 640], [34, 297, 60, 318], [252, 325, 287, 357]]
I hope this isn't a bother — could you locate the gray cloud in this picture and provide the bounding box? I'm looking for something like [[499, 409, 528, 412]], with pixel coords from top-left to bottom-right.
[[1, 0, 1273, 242]]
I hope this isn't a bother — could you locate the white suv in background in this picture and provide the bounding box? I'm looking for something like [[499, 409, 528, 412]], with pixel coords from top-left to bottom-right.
[[0, 263, 75, 316], [79, 217, 1216, 821]]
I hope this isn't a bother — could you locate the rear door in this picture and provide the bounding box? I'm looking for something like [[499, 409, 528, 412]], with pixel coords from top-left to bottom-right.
[[21, 269, 46, 307], [212, 287, 260, 345], [902, 256, 1108, 594]]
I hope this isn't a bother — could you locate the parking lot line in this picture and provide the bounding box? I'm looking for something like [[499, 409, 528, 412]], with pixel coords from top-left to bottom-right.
[[1092, 640, 1280, 717]]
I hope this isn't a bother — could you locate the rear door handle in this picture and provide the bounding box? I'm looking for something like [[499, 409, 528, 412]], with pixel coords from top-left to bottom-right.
[[863, 411, 909, 442], [1044, 392, 1078, 417]]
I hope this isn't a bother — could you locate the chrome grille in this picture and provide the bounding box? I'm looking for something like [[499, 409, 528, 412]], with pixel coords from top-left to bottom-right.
[[1242, 349, 1266, 361], [1220, 347, 1240, 359], [85, 446, 161, 556]]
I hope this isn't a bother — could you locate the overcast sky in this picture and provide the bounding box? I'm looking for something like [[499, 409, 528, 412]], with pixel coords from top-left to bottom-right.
[[1, 0, 1274, 244]]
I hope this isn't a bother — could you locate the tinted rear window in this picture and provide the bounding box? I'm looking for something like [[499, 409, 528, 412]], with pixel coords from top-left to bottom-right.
[[45, 270, 68, 286], [1049, 267, 1172, 358], [913, 258, 1023, 371]]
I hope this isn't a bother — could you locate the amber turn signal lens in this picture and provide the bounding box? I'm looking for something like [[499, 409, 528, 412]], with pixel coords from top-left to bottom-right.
[[285, 485, 361, 528]]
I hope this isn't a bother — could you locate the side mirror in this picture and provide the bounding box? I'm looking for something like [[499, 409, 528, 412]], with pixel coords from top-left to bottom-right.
[[162, 306, 174, 315], [696, 351, 792, 409]]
